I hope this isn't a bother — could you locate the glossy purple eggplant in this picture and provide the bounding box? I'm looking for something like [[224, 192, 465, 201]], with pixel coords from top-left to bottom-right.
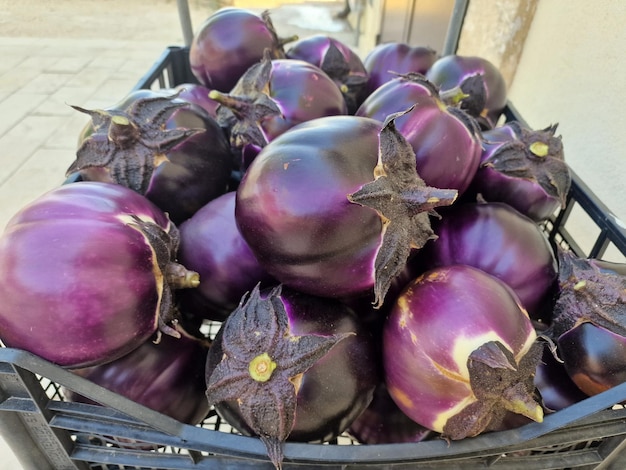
[[177, 191, 275, 322], [235, 113, 457, 306], [356, 73, 482, 196], [65, 326, 210, 425], [426, 54, 507, 129], [206, 284, 379, 467], [0, 182, 199, 368], [189, 8, 291, 92], [558, 322, 626, 397], [173, 83, 220, 118], [286, 34, 368, 113], [210, 52, 348, 169], [467, 121, 570, 222], [383, 265, 543, 440], [361, 42, 437, 99], [534, 343, 589, 411], [416, 202, 558, 321], [68, 89, 233, 225], [547, 249, 626, 397], [347, 381, 435, 444]]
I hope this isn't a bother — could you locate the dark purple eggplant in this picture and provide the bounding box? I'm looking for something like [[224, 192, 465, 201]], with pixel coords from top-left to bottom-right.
[[65, 326, 210, 425], [426, 54, 507, 129], [546, 248, 626, 397], [206, 284, 379, 468], [177, 191, 275, 322], [361, 42, 437, 100], [356, 73, 482, 196], [67, 89, 233, 225], [466, 121, 570, 222], [286, 34, 368, 113], [0, 182, 199, 368], [174, 82, 220, 118], [235, 112, 457, 306], [189, 8, 292, 92], [383, 265, 543, 440], [416, 201, 558, 321], [347, 381, 435, 444], [210, 51, 347, 169]]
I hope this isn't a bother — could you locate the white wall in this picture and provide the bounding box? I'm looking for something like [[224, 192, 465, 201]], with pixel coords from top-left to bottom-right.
[[507, 0, 625, 225]]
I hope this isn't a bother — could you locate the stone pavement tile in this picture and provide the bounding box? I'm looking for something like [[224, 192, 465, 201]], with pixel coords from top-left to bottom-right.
[[0, 67, 42, 94], [0, 148, 73, 229], [43, 112, 91, 151], [0, 93, 48, 136], [18, 72, 73, 95], [0, 53, 27, 75], [0, 132, 42, 183], [44, 56, 93, 74]]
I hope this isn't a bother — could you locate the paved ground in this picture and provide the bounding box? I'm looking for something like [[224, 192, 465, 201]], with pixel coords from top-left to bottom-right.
[[0, 1, 354, 468]]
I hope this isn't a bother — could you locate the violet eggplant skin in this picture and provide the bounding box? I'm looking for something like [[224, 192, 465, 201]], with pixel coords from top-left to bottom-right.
[[208, 286, 380, 443], [347, 381, 435, 444], [177, 191, 276, 322], [416, 201, 558, 321], [466, 122, 570, 222], [361, 42, 437, 100], [558, 322, 626, 398], [426, 54, 507, 129], [235, 115, 383, 300], [69, 89, 233, 226], [285, 34, 368, 113], [383, 265, 542, 439], [356, 74, 482, 196], [173, 83, 220, 118], [534, 344, 589, 412], [189, 8, 288, 92], [65, 327, 211, 425], [0, 182, 198, 369]]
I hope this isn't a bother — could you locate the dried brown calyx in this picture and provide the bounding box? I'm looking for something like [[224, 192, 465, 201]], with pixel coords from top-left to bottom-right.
[[482, 122, 571, 207], [443, 340, 544, 440], [205, 284, 351, 469], [547, 248, 626, 340], [348, 108, 458, 307], [68, 92, 201, 194]]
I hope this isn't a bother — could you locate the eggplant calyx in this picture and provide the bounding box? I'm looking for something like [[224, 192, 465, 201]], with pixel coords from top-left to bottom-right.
[[348, 108, 458, 308], [213, 49, 282, 154], [319, 41, 367, 113], [456, 73, 487, 118], [443, 341, 544, 440], [206, 284, 352, 469], [69, 94, 203, 194], [547, 248, 626, 340], [481, 122, 570, 207], [261, 10, 295, 57]]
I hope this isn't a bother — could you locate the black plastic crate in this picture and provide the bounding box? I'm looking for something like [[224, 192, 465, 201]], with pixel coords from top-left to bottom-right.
[[1, 46, 626, 470]]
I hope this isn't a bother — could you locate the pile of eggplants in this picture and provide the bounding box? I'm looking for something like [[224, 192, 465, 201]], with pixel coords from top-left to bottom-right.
[[0, 6, 624, 470]]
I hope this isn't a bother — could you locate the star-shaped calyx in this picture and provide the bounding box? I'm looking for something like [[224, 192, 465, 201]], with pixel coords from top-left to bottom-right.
[[210, 49, 283, 158], [347, 108, 458, 307], [319, 41, 367, 113], [443, 340, 544, 440], [67, 92, 202, 194], [205, 284, 352, 469], [547, 248, 626, 340], [482, 122, 571, 207]]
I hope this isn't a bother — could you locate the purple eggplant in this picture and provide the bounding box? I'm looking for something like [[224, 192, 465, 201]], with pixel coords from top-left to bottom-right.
[[416, 201, 558, 321], [210, 51, 348, 169], [235, 112, 457, 306], [546, 249, 626, 397], [383, 264, 543, 440], [466, 121, 571, 222], [426, 54, 507, 129], [356, 73, 482, 196], [534, 343, 589, 412], [177, 191, 275, 322], [67, 89, 233, 225], [65, 326, 210, 425], [286, 34, 368, 113], [347, 381, 435, 444], [173, 83, 220, 118], [361, 42, 437, 99], [0, 182, 199, 368], [206, 284, 379, 468], [189, 8, 293, 92]]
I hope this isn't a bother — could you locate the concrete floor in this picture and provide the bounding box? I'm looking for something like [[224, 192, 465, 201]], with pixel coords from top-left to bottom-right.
[[0, 1, 355, 468]]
